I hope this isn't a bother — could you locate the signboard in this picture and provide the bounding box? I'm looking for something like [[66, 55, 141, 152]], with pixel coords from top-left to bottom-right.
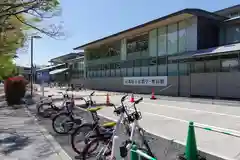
[[123, 76, 167, 86], [37, 71, 50, 82]]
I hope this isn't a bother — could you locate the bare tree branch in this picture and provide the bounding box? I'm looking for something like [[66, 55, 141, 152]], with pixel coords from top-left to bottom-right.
[[0, 0, 65, 39]]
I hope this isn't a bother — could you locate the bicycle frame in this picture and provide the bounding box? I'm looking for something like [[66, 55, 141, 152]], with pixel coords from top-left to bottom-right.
[[111, 97, 144, 160], [94, 109, 126, 159]]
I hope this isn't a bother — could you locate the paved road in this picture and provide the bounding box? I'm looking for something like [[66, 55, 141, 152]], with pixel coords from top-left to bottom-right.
[[38, 87, 240, 160]]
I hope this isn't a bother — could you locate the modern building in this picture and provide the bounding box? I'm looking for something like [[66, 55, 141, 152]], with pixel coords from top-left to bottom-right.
[[36, 52, 84, 84], [73, 5, 240, 99]]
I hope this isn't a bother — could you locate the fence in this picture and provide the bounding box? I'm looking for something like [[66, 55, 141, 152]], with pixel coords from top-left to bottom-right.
[[131, 145, 157, 160], [183, 121, 240, 160]]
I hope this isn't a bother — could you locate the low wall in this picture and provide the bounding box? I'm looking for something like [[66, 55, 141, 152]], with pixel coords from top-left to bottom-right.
[[71, 72, 240, 99]]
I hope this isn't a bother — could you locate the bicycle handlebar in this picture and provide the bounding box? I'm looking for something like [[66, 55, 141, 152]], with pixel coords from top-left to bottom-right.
[[134, 97, 143, 105], [121, 95, 128, 105], [90, 91, 95, 96]]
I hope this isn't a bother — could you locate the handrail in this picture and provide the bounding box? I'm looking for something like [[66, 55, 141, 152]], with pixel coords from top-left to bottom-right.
[[131, 145, 156, 160]]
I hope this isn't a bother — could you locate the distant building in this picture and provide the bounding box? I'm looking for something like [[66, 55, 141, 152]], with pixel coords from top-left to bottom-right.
[[36, 52, 84, 84], [16, 65, 32, 80], [71, 4, 240, 99]]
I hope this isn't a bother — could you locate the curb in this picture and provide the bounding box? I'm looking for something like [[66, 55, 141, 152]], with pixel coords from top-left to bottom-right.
[[24, 105, 72, 160]]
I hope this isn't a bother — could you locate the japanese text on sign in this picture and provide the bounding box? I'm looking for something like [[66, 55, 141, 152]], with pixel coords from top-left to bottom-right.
[[123, 76, 167, 86]]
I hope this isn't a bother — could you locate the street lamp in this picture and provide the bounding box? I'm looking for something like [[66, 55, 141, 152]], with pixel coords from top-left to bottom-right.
[[30, 35, 41, 97]]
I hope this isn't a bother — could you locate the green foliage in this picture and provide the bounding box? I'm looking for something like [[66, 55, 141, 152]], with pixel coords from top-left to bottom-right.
[[0, 15, 26, 55], [0, 54, 16, 80], [0, 0, 62, 55], [0, 0, 62, 80]]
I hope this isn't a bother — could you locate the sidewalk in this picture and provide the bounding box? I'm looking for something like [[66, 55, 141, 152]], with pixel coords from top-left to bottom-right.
[[0, 100, 72, 160]]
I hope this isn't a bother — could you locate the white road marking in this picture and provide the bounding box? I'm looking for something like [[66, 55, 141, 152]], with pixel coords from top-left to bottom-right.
[[138, 109, 240, 134], [107, 94, 240, 119], [45, 90, 240, 134], [141, 101, 240, 119]]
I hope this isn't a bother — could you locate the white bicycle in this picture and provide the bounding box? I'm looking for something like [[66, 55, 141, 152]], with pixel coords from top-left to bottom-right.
[[36, 90, 70, 118], [80, 95, 155, 160]]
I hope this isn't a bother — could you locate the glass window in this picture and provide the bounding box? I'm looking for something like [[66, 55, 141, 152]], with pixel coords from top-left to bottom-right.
[[167, 23, 178, 55], [149, 29, 157, 57], [191, 61, 205, 73], [168, 63, 178, 76], [110, 63, 115, 69], [124, 60, 133, 68], [116, 62, 120, 69], [134, 59, 141, 67], [221, 59, 239, 72], [157, 56, 167, 65], [179, 62, 189, 75], [120, 61, 125, 69], [149, 57, 157, 66], [158, 26, 167, 56], [178, 21, 187, 53], [141, 59, 149, 66], [205, 60, 220, 72], [226, 26, 240, 44], [127, 34, 148, 53]]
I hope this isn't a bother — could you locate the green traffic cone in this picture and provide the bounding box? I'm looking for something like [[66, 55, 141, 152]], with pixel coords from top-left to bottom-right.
[[185, 121, 198, 160]]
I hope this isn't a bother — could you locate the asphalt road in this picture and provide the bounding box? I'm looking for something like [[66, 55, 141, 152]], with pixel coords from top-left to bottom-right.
[[38, 87, 240, 160]]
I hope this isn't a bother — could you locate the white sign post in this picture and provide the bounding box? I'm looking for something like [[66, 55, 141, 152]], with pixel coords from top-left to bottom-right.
[[123, 76, 167, 86], [41, 80, 44, 97]]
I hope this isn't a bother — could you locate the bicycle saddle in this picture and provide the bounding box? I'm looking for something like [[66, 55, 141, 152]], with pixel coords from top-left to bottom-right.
[[86, 107, 102, 112], [102, 122, 116, 128]]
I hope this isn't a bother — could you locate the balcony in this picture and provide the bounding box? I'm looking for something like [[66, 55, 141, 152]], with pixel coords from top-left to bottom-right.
[[86, 55, 120, 66], [127, 50, 149, 60]]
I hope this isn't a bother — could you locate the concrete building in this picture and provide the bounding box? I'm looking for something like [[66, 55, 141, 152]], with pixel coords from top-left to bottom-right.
[[72, 5, 240, 99], [36, 52, 84, 84]]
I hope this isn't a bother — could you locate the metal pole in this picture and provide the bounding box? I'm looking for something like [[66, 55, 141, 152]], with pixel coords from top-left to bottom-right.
[[30, 37, 33, 97]]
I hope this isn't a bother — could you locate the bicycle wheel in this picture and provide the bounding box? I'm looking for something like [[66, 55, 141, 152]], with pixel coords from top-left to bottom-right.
[[81, 136, 112, 160], [138, 128, 155, 158], [37, 102, 53, 118], [52, 112, 74, 134], [71, 123, 99, 155]]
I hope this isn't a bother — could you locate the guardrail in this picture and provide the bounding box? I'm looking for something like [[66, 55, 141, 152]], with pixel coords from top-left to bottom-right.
[[131, 145, 156, 160], [180, 121, 240, 160]]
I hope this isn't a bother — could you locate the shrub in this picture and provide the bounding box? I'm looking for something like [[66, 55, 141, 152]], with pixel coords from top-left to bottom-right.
[[4, 76, 28, 106]]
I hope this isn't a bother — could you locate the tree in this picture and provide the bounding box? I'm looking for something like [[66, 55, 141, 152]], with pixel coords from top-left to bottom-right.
[[0, 54, 16, 80], [0, 0, 63, 79], [0, 15, 25, 55], [0, 0, 63, 38]]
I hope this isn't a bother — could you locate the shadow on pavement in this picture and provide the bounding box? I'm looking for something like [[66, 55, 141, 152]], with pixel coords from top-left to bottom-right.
[[0, 132, 32, 155]]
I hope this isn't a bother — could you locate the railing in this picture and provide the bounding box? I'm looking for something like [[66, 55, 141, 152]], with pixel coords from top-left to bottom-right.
[[131, 145, 157, 160], [86, 55, 121, 66]]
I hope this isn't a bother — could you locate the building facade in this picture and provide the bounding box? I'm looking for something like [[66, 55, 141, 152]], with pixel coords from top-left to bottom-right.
[[36, 52, 85, 84], [72, 5, 240, 99]]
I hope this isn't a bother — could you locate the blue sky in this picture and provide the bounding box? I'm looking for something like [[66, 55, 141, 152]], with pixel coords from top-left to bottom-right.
[[16, 0, 240, 66]]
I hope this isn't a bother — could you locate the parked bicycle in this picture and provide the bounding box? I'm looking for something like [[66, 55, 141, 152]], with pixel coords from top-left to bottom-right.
[[80, 96, 156, 160], [78, 91, 96, 108], [51, 93, 83, 134], [71, 106, 118, 155], [76, 95, 129, 159], [36, 90, 70, 118]]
